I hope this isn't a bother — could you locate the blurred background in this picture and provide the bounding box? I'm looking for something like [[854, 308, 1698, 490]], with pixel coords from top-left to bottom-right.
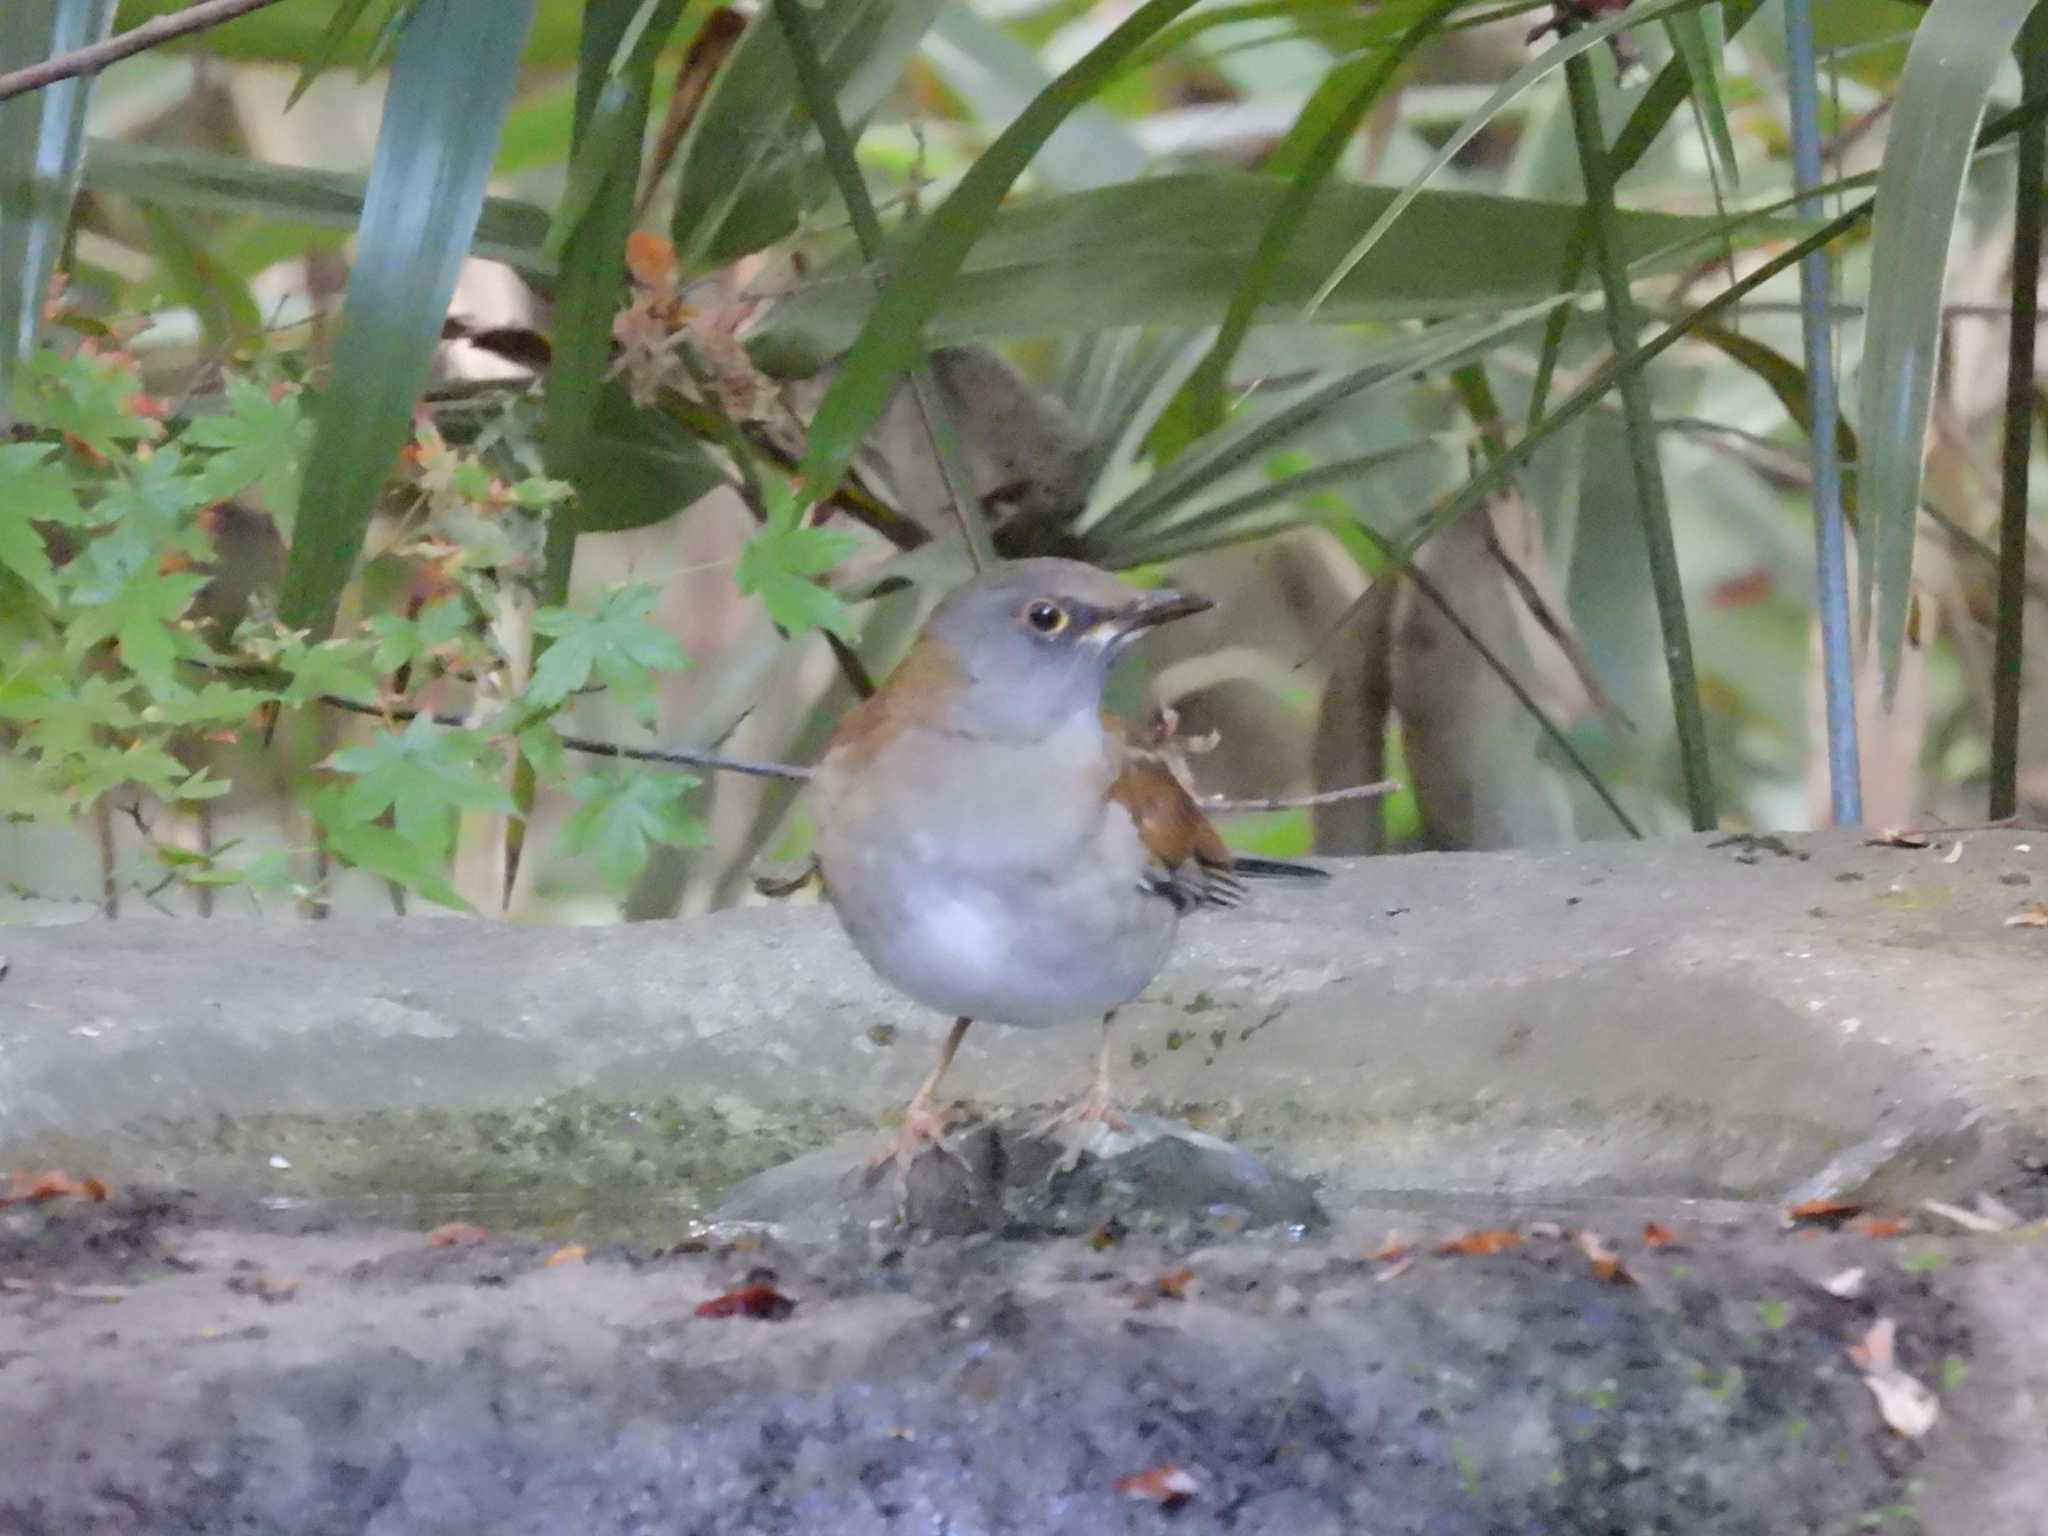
[[1, 0, 2040, 924]]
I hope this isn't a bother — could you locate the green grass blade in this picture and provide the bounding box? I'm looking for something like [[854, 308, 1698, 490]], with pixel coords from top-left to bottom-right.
[[667, 0, 942, 267], [1526, 0, 1767, 426], [747, 173, 1799, 378], [1992, 7, 2048, 818], [1301, 0, 1711, 321], [0, 0, 115, 415], [82, 138, 553, 272], [1148, 0, 1463, 459], [542, 0, 685, 599], [277, 0, 540, 636], [1663, 4, 1739, 191], [795, 0, 1203, 506], [1563, 42, 1713, 829], [1858, 0, 2039, 701]]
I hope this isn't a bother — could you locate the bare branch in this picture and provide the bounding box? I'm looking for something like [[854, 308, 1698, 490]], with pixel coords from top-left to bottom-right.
[[1201, 781, 1398, 815], [0, 0, 291, 104]]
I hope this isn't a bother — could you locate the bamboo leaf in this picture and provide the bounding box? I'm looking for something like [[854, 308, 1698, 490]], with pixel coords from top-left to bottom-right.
[[542, 0, 685, 598], [0, 0, 115, 415], [83, 138, 553, 272], [668, 0, 942, 267], [1149, 0, 1462, 459], [794, 0, 1203, 505], [1859, 0, 2038, 699], [749, 174, 1793, 378], [1663, 4, 1739, 190], [278, 0, 540, 637]]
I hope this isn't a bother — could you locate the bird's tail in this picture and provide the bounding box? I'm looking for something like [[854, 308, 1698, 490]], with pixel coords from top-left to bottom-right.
[[1229, 855, 1330, 881]]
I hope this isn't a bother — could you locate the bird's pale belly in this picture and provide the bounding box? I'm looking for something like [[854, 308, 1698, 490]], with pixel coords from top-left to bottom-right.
[[823, 857, 1177, 1028]]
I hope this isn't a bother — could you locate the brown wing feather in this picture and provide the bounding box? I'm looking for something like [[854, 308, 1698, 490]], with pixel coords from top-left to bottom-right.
[[1104, 714, 1245, 911]]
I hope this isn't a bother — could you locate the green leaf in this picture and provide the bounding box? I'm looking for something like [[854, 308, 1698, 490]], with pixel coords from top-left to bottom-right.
[[314, 801, 475, 912], [542, 0, 686, 598], [324, 712, 512, 855], [13, 347, 159, 459], [83, 138, 554, 274], [0, 444, 81, 604], [557, 768, 704, 886], [1663, 4, 1739, 192], [748, 173, 1804, 378], [669, 0, 945, 266], [277, 0, 541, 638], [1858, 0, 2038, 699], [1150, 0, 1463, 458], [735, 491, 862, 638], [183, 376, 312, 525], [796, 0, 1201, 502], [276, 635, 381, 706], [136, 203, 264, 350], [62, 447, 209, 603], [528, 583, 690, 723], [64, 566, 208, 688], [0, 0, 115, 413], [142, 678, 272, 727]]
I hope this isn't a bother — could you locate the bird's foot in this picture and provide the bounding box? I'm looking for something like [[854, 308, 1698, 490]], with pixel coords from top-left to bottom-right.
[[1030, 1083, 1131, 1174], [868, 1091, 969, 1184]]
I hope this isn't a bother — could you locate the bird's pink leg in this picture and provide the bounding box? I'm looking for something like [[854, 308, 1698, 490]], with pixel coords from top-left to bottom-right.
[[870, 1016, 972, 1177], [1032, 1012, 1131, 1170]]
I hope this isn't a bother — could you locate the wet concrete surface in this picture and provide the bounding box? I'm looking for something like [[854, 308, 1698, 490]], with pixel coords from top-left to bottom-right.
[[2, 831, 2047, 1530]]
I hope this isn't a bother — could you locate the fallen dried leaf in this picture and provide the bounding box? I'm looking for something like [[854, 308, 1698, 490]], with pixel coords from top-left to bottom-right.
[[1115, 1465, 1201, 1506], [1917, 1199, 2009, 1233], [545, 1245, 589, 1267], [1641, 1222, 1679, 1248], [226, 1272, 300, 1303], [1572, 1229, 1637, 1286], [1848, 1318, 1939, 1439], [1435, 1229, 1525, 1257], [0, 1169, 108, 1208], [1848, 1214, 1912, 1239], [1374, 1254, 1414, 1282], [695, 1283, 796, 1321], [1820, 1266, 1867, 1300], [1152, 1268, 1196, 1301], [1874, 829, 1931, 849], [1941, 840, 1965, 865], [1786, 1199, 1865, 1229], [425, 1222, 489, 1248], [1365, 1234, 1412, 1264], [2003, 903, 2048, 929]]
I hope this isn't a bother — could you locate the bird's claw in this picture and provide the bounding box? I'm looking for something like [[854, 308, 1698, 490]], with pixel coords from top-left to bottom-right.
[[1030, 1084, 1130, 1174]]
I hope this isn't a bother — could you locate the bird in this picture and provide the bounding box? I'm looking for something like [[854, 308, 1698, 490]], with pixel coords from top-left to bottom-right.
[[808, 557, 1328, 1177]]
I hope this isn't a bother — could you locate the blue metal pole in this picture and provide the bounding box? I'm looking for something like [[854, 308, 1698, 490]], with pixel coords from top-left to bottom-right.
[[1783, 0, 1863, 825]]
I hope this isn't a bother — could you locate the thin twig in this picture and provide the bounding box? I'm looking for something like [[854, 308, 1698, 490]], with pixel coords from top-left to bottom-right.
[[1202, 781, 1399, 814], [0, 0, 288, 102], [313, 694, 813, 782]]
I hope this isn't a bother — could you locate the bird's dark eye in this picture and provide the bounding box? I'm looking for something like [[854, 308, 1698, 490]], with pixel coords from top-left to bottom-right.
[[1023, 599, 1069, 635]]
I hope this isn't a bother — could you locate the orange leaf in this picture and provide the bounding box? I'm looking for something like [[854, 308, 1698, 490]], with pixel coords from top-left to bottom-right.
[[1572, 1230, 1636, 1286], [1640, 1222, 1678, 1248], [1152, 1268, 1196, 1301], [425, 1222, 489, 1248], [1848, 1214, 1911, 1238], [1435, 1229, 1524, 1257], [1365, 1234, 1412, 1264], [1115, 1466, 1201, 1505], [695, 1283, 795, 1320], [545, 1244, 589, 1268], [2002, 903, 2048, 929], [625, 231, 679, 290], [1786, 1199, 1865, 1229]]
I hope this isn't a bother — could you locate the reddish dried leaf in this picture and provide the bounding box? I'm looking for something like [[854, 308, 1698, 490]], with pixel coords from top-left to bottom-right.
[[1786, 1199, 1866, 1230], [425, 1222, 489, 1248], [1849, 1214, 1912, 1239], [1572, 1230, 1637, 1286], [1640, 1222, 1678, 1248], [2, 1169, 99, 1207], [1115, 1465, 1201, 1505], [545, 1245, 589, 1268], [1435, 1229, 1525, 1257], [79, 1176, 109, 1203], [1152, 1268, 1196, 1301], [1365, 1234, 1412, 1264], [695, 1283, 796, 1320], [2002, 903, 2048, 929], [624, 232, 679, 292]]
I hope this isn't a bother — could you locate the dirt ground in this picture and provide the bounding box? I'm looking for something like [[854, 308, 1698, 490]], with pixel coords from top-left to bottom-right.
[[1, 1131, 2034, 1536]]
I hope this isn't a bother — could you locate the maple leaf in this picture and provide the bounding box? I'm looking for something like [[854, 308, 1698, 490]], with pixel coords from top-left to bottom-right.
[[735, 489, 861, 640], [557, 769, 704, 886], [0, 444, 88, 605], [528, 584, 688, 725], [63, 565, 209, 688], [182, 376, 312, 527], [323, 714, 512, 856]]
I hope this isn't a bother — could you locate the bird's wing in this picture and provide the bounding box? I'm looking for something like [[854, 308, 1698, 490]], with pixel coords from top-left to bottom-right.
[[1103, 713, 1327, 911]]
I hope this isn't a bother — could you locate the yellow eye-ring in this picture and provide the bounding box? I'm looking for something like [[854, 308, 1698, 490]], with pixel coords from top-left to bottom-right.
[[1023, 599, 1069, 635]]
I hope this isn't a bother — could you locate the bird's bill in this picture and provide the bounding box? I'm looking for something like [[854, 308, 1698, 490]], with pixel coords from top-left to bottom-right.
[[1109, 587, 1213, 635]]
